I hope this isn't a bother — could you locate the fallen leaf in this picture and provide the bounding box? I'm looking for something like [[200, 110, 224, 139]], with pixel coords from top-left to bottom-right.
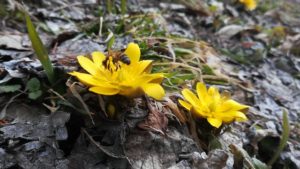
[[138, 97, 168, 134], [164, 97, 186, 123]]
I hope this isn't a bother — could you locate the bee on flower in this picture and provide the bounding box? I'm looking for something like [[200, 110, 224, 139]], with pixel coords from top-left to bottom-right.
[[239, 0, 257, 11], [178, 82, 249, 128], [69, 42, 165, 100]]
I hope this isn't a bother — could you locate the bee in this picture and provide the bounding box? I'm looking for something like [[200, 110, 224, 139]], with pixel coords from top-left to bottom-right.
[[117, 52, 131, 65], [103, 50, 131, 68]]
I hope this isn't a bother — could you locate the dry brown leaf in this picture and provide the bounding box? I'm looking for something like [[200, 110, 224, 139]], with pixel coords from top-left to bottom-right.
[[164, 97, 187, 123], [138, 97, 168, 135], [0, 119, 8, 125]]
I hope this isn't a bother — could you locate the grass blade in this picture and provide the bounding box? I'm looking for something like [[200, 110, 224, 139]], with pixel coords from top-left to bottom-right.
[[107, 0, 113, 14], [24, 11, 55, 84], [121, 0, 127, 15], [268, 109, 290, 166]]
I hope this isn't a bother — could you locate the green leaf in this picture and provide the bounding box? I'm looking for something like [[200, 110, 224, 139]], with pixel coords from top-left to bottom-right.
[[26, 78, 40, 92], [0, 84, 21, 93], [28, 90, 42, 100], [202, 65, 215, 75], [107, 32, 115, 50], [24, 10, 55, 84]]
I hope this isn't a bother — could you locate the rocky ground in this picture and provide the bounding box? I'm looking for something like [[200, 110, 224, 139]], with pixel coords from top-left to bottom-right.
[[0, 0, 300, 169]]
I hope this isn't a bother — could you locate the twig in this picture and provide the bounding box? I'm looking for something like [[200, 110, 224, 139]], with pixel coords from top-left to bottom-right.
[[82, 128, 126, 158], [53, 2, 96, 12], [0, 92, 23, 119], [69, 82, 95, 125], [154, 62, 201, 74]]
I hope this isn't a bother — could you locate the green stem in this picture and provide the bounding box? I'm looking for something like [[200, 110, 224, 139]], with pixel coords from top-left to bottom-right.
[[268, 109, 290, 166]]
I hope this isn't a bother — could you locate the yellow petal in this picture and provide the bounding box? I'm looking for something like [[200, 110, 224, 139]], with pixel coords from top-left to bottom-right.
[[232, 111, 248, 122], [215, 111, 247, 123], [119, 86, 141, 98], [92, 51, 106, 67], [89, 86, 120, 95], [178, 99, 192, 111], [69, 72, 102, 86], [239, 0, 256, 11], [208, 86, 220, 99], [141, 83, 165, 100], [138, 60, 153, 73], [125, 74, 164, 87], [142, 74, 164, 84], [207, 118, 222, 128], [217, 100, 249, 112], [77, 55, 99, 75], [124, 42, 140, 63], [196, 82, 208, 101], [135, 60, 153, 74], [123, 60, 152, 77], [181, 89, 200, 107], [191, 105, 209, 117]]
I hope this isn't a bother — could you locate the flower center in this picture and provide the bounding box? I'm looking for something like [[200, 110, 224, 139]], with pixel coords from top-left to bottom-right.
[[104, 56, 120, 72]]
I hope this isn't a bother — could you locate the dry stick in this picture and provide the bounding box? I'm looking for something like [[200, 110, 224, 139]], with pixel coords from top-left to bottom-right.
[[48, 88, 67, 101], [184, 57, 203, 83], [167, 42, 176, 63], [154, 62, 201, 74], [98, 95, 108, 117], [0, 92, 23, 119], [82, 128, 126, 158], [69, 82, 95, 125], [53, 2, 96, 12], [203, 74, 255, 93], [48, 87, 93, 116], [202, 75, 230, 82], [164, 97, 186, 123], [188, 112, 204, 150]]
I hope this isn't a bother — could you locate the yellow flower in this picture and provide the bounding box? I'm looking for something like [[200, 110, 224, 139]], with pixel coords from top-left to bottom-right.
[[69, 42, 165, 100], [178, 82, 249, 128], [239, 0, 257, 11]]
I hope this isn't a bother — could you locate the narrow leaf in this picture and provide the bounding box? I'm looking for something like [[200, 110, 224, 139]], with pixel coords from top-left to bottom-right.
[[107, 33, 115, 50], [268, 109, 290, 166], [121, 0, 127, 15], [24, 11, 55, 84]]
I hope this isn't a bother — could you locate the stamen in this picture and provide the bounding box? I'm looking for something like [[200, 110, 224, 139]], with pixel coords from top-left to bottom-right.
[[105, 56, 121, 72]]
